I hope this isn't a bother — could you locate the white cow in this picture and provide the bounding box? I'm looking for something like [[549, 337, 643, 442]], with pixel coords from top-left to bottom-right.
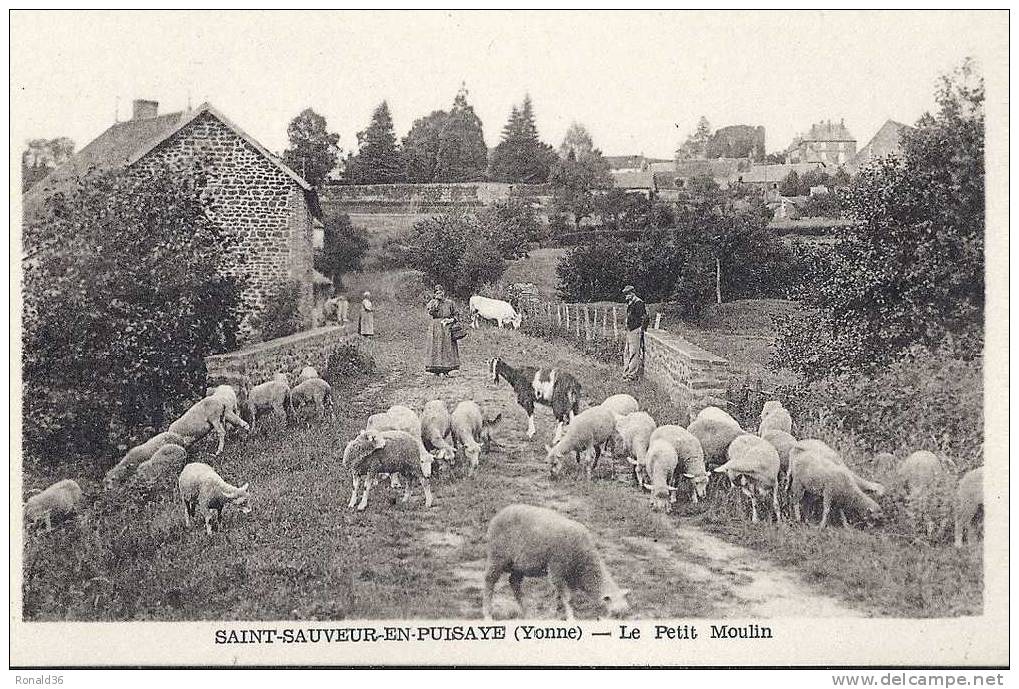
[[469, 295, 523, 330]]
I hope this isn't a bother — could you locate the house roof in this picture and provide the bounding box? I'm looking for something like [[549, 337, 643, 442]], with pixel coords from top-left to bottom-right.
[[604, 154, 670, 170], [741, 162, 826, 184], [25, 102, 317, 214], [610, 170, 655, 189], [850, 119, 913, 169]]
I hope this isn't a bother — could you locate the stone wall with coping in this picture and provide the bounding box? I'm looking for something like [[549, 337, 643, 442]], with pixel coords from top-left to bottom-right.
[[643, 328, 730, 413]]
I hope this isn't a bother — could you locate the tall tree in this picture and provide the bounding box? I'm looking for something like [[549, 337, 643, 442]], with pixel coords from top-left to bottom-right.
[[344, 101, 404, 185], [434, 85, 488, 182], [676, 116, 712, 160], [549, 122, 612, 229], [402, 110, 448, 183], [282, 109, 341, 187], [489, 94, 554, 182], [21, 137, 75, 192], [314, 211, 369, 288]]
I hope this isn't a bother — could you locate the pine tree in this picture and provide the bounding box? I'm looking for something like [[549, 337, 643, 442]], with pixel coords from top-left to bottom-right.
[[490, 95, 554, 182], [344, 101, 404, 184], [434, 84, 488, 182]]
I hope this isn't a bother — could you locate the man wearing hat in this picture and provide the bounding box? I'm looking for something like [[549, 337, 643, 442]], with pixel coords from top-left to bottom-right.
[[622, 285, 650, 381]]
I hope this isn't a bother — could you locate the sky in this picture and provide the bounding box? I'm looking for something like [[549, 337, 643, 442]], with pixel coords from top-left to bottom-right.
[[10, 11, 1008, 161]]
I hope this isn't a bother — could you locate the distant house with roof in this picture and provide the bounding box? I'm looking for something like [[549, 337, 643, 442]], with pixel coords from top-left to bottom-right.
[[787, 119, 857, 167], [848, 119, 913, 172], [739, 162, 827, 191], [25, 99, 322, 341], [673, 157, 751, 189], [609, 169, 657, 198], [604, 154, 671, 172]]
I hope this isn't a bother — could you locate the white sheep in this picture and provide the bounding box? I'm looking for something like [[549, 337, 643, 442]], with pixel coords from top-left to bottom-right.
[[954, 466, 983, 547], [714, 434, 781, 523], [647, 425, 709, 505], [169, 395, 249, 455], [788, 447, 883, 528], [898, 450, 955, 496], [367, 405, 434, 480], [104, 430, 189, 488], [482, 503, 630, 620], [761, 428, 797, 475], [289, 378, 334, 420], [786, 439, 885, 497], [247, 372, 292, 432], [599, 393, 639, 417], [342, 429, 434, 510], [134, 443, 187, 485], [421, 399, 457, 463], [612, 411, 657, 485], [25, 479, 83, 531], [687, 415, 747, 470], [298, 365, 320, 383], [544, 406, 616, 480], [694, 405, 742, 428], [209, 384, 245, 429], [449, 401, 503, 476], [178, 462, 251, 536], [759, 403, 793, 435]]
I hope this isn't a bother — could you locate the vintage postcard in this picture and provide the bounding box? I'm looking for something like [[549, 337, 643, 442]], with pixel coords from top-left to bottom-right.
[[9, 10, 1008, 669]]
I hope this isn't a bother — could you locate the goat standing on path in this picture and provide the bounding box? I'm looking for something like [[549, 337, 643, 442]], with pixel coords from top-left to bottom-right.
[[489, 357, 581, 443]]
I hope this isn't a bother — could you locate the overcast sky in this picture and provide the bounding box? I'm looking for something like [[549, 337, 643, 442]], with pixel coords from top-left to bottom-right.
[[10, 11, 1007, 160]]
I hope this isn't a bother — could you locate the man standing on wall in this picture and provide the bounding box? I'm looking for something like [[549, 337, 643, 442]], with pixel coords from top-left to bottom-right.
[[622, 285, 650, 381]]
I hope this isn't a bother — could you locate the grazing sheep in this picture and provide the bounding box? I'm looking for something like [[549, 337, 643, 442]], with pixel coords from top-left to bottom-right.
[[688, 416, 747, 470], [544, 406, 616, 480], [760, 400, 784, 420], [342, 429, 434, 510], [599, 393, 639, 417], [449, 401, 502, 476], [788, 448, 883, 528], [612, 411, 657, 485], [694, 405, 741, 429], [134, 443, 187, 485], [714, 434, 781, 523], [289, 378, 334, 420], [786, 439, 885, 498], [104, 431, 189, 488], [298, 365, 319, 382], [421, 399, 457, 462], [25, 479, 83, 531], [759, 405, 793, 435], [898, 450, 955, 496], [366, 405, 432, 488], [177, 463, 250, 536], [642, 438, 678, 512], [482, 504, 630, 620], [169, 395, 249, 455], [761, 429, 797, 474], [247, 373, 292, 432], [209, 384, 246, 428], [489, 357, 581, 443], [647, 425, 709, 505], [954, 466, 984, 547]]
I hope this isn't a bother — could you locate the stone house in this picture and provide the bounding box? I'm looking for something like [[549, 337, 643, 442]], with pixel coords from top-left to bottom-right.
[[24, 99, 321, 342], [848, 119, 913, 173], [786, 119, 857, 167]]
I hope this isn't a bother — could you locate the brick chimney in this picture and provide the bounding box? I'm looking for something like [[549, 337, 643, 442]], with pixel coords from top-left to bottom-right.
[[132, 99, 159, 121]]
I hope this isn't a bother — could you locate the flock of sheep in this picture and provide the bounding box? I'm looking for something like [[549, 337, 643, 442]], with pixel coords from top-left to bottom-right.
[[22, 350, 985, 621]]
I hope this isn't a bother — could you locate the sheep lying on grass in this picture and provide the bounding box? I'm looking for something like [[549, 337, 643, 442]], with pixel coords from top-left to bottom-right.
[[25, 479, 83, 531], [599, 393, 639, 417], [421, 399, 457, 463], [646, 425, 708, 507], [247, 373, 292, 432], [104, 431, 189, 489], [289, 378, 334, 420], [178, 463, 250, 536], [298, 366, 319, 383], [450, 401, 502, 476], [342, 429, 433, 510], [758, 400, 793, 435], [544, 406, 616, 480], [482, 504, 630, 621], [612, 411, 657, 486], [714, 435, 781, 523], [134, 443, 187, 486], [954, 466, 984, 547], [169, 395, 249, 455], [787, 444, 882, 528]]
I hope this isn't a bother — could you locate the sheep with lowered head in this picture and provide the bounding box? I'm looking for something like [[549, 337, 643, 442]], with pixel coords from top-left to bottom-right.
[[647, 425, 709, 506], [898, 450, 956, 496], [178, 462, 251, 536], [420, 399, 457, 464], [342, 429, 434, 510], [612, 411, 657, 486], [761, 428, 797, 475], [134, 443, 187, 486], [694, 405, 741, 429], [788, 447, 883, 528], [169, 395, 249, 455], [714, 434, 781, 522], [599, 393, 639, 417], [289, 378, 334, 420], [954, 466, 983, 547], [298, 365, 319, 383], [25, 479, 83, 531], [544, 405, 616, 480], [786, 439, 885, 498], [104, 430, 189, 489], [482, 503, 630, 620], [208, 384, 246, 429], [247, 372, 292, 432], [450, 400, 502, 476], [688, 415, 747, 471]]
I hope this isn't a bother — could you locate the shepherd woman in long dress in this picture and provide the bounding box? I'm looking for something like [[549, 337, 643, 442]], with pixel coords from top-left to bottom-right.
[[425, 284, 460, 376]]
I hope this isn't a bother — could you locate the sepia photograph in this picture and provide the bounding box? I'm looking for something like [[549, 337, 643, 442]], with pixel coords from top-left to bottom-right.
[[9, 9, 1008, 669]]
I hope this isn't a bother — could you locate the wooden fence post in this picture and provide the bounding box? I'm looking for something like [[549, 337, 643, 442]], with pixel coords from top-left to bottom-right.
[[564, 304, 570, 330], [612, 307, 619, 340], [654, 313, 662, 330], [576, 306, 582, 339]]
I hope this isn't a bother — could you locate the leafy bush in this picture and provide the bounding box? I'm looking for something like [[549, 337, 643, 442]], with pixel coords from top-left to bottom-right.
[[257, 281, 304, 341], [315, 211, 369, 288], [404, 211, 508, 297], [477, 198, 541, 257], [326, 342, 376, 379], [22, 162, 243, 463]]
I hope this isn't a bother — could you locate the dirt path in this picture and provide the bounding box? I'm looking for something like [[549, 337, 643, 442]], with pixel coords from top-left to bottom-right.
[[359, 318, 862, 620]]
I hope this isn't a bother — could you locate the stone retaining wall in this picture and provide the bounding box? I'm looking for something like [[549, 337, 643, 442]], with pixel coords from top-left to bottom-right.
[[643, 328, 730, 410], [204, 324, 360, 393]]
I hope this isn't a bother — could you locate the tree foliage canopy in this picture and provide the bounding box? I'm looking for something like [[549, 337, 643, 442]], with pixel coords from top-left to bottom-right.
[[314, 211, 370, 288], [22, 137, 75, 193], [489, 95, 555, 183], [402, 110, 448, 183], [550, 122, 612, 228], [434, 86, 488, 182], [344, 101, 405, 185], [282, 108, 341, 187]]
